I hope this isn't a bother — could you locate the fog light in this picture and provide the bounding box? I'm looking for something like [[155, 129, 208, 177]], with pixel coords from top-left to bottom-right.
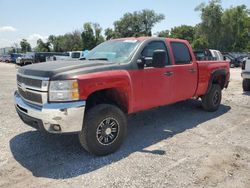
[[51, 124, 61, 131]]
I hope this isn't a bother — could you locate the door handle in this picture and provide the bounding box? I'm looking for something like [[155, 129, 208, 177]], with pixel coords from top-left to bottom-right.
[[188, 68, 197, 73], [164, 71, 174, 77]]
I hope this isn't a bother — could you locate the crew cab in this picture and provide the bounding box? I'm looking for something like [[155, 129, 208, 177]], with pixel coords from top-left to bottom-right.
[[14, 37, 230, 155], [242, 58, 250, 91]]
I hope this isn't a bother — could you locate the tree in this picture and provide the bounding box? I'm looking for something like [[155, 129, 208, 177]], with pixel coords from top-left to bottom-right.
[[20, 39, 31, 52], [109, 9, 165, 38], [81, 23, 104, 50], [192, 37, 209, 49], [170, 25, 195, 42], [63, 30, 83, 51], [35, 39, 51, 52], [104, 28, 117, 40], [157, 30, 170, 37], [48, 31, 83, 52], [195, 0, 223, 49], [195, 0, 250, 51], [221, 5, 250, 51]]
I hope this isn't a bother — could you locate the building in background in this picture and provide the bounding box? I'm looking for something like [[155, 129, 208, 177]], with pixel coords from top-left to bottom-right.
[[0, 47, 12, 55], [0, 47, 22, 55]]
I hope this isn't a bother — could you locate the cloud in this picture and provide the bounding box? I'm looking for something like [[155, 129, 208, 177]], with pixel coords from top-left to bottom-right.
[[26, 34, 48, 47], [0, 26, 17, 32], [0, 33, 48, 48]]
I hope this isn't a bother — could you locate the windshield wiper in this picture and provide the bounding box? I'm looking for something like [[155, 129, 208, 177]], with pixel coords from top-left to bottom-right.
[[88, 58, 108, 61]]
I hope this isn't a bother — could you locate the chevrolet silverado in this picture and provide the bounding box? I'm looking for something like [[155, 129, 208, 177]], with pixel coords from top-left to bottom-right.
[[14, 37, 230, 155]]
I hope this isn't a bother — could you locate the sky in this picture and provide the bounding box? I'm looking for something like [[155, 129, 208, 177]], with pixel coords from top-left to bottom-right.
[[0, 0, 249, 48]]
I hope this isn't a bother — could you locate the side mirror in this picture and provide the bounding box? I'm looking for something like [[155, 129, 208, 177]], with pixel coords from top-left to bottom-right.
[[152, 50, 166, 68], [137, 58, 145, 69]]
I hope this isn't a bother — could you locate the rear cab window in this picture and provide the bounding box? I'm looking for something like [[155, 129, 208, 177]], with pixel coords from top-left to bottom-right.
[[170, 42, 192, 65]]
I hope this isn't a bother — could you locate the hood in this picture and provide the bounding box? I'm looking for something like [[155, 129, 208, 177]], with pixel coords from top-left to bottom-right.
[[18, 60, 121, 80]]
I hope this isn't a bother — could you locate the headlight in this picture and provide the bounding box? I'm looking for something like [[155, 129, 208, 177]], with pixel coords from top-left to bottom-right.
[[49, 80, 79, 102]]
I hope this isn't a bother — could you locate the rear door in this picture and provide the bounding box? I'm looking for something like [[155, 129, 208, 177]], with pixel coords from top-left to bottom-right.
[[169, 41, 198, 102]]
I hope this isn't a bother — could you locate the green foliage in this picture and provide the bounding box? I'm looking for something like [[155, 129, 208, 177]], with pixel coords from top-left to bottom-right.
[[32, 6, 250, 53], [157, 30, 170, 37], [170, 25, 195, 42], [194, 0, 250, 51], [104, 28, 118, 40], [221, 5, 250, 51], [20, 39, 31, 52], [81, 23, 104, 50], [35, 39, 51, 52], [107, 9, 165, 38], [192, 37, 209, 49], [46, 31, 83, 52], [196, 0, 223, 49]]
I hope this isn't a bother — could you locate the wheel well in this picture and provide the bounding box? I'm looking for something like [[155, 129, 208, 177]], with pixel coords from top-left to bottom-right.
[[85, 89, 128, 113], [212, 74, 226, 89]]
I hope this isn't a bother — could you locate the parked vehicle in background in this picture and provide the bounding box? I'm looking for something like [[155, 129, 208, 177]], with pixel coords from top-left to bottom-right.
[[51, 51, 84, 61], [194, 49, 214, 61], [16, 53, 34, 66], [223, 52, 247, 68], [210, 49, 224, 61], [194, 49, 223, 61], [10, 53, 23, 63], [0, 55, 12, 63], [242, 58, 250, 91], [223, 53, 241, 68], [70, 51, 84, 58], [16, 52, 67, 66], [14, 37, 230, 156]]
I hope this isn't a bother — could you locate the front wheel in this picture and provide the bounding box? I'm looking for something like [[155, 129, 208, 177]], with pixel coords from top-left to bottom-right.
[[202, 84, 222, 112], [79, 104, 127, 156], [243, 79, 250, 91]]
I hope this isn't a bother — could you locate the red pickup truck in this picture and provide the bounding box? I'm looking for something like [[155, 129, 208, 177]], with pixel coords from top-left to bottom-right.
[[14, 37, 230, 155]]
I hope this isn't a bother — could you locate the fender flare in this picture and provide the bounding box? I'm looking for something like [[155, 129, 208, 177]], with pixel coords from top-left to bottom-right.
[[207, 69, 227, 93]]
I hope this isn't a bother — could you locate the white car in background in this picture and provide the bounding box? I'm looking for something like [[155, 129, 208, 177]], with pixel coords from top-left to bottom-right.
[[242, 58, 250, 91], [48, 51, 84, 61], [210, 49, 224, 61], [194, 49, 224, 61]]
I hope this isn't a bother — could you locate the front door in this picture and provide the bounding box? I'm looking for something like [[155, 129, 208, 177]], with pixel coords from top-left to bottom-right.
[[131, 40, 173, 112]]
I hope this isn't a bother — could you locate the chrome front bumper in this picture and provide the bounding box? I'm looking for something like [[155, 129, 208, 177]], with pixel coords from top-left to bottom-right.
[[14, 91, 86, 133]]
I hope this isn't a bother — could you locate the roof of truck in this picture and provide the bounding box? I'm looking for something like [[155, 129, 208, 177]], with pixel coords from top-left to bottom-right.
[[111, 37, 188, 43]]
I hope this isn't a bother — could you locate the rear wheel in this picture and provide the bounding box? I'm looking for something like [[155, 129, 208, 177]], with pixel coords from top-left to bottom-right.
[[243, 79, 250, 91], [202, 84, 222, 112], [79, 104, 127, 156], [230, 63, 235, 68]]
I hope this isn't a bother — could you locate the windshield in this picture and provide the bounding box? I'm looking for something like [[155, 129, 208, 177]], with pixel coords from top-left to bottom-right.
[[85, 39, 142, 63]]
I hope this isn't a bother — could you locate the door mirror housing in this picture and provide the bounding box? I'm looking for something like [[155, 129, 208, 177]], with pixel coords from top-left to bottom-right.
[[137, 58, 145, 69], [152, 50, 166, 68]]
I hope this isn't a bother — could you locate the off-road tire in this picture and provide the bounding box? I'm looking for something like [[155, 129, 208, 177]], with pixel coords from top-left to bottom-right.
[[79, 104, 127, 156], [243, 79, 250, 92], [202, 84, 222, 112]]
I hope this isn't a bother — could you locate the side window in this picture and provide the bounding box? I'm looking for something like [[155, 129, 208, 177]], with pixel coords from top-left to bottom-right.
[[171, 42, 192, 64], [141, 41, 170, 66]]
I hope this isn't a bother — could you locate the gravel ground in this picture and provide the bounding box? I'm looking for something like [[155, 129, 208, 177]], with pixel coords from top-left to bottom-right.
[[0, 63, 250, 188]]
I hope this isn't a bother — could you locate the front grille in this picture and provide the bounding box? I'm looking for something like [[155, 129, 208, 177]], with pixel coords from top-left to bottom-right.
[[18, 87, 43, 104], [17, 74, 42, 88]]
